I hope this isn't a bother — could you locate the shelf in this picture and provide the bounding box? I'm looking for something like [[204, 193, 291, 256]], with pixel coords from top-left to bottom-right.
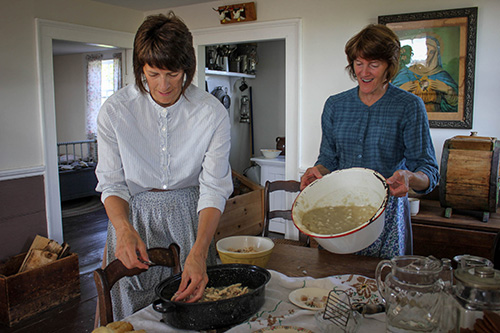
[[205, 69, 255, 79]]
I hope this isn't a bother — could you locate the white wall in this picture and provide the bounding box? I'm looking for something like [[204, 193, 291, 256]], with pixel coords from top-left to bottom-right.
[[0, 0, 142, 173], [53, 53, 86, 143], [150, 0, 500, 178], [252, 40, 286, 154]]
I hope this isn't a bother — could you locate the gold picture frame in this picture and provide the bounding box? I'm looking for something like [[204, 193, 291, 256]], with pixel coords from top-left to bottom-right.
[[379, 7, 477, 129]]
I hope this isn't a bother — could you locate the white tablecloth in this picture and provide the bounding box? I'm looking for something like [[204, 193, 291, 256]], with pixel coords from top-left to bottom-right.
[[125, 270, 387, 332]]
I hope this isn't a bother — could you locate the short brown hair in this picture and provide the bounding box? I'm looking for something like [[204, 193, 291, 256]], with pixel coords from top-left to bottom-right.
[[133, 12, 196, 95], [344, 24, 400, 82]]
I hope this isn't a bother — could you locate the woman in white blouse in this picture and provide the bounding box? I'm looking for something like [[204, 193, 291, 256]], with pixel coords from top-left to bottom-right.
[[95, 12, 232, 320]]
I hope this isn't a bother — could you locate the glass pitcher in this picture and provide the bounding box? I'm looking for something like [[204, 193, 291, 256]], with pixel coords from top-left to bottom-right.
[[376, 255, 450, 333]]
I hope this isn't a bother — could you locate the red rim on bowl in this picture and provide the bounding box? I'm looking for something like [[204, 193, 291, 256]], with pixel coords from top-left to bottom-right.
[[292, 168, 389, 239]]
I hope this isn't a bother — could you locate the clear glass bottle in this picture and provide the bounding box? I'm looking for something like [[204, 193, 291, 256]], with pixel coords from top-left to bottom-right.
[[438, 258, 457, 332], [440, 258, 454, 291]]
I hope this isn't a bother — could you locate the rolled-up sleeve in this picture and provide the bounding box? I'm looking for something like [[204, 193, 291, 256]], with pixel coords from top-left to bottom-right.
[[316, 97, 338, 172], [403, 98, 440, 194], [197, 108, 233, 214], [95, 103, 131, 204]]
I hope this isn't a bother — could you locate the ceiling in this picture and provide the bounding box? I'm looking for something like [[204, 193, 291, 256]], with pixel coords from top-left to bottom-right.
[[53, 39, 122, 56], [53, 0, 214, 55], [90, 0, 214, 11]]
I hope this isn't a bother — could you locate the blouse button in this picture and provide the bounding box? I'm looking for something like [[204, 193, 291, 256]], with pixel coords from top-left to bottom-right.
[[357, 154, 362, 159], [162, 184, 167, 189]]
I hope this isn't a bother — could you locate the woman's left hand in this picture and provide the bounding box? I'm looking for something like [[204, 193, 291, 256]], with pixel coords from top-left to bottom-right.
[[386, 170, 430, 197], [386, 170, 410, 197], [172, 252, 208, 303]]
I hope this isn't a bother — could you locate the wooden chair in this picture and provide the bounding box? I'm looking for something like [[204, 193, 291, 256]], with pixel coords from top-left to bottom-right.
[[93, 244, 181, 326], [262, 180, 310, 247]]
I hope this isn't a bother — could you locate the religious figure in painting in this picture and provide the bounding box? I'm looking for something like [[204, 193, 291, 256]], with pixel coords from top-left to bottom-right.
[[392, 36, 459, 113]]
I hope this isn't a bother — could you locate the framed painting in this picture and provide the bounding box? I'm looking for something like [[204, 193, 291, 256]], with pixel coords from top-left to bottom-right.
[[379, 7, 477, 128]]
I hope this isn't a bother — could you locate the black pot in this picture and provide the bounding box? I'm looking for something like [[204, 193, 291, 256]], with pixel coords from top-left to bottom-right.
[[153, 264, 271, 330]]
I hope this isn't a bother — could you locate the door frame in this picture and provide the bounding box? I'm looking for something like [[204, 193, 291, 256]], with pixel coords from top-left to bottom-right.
[[36, 19, 134, 243], [192, 19, 302, 239]]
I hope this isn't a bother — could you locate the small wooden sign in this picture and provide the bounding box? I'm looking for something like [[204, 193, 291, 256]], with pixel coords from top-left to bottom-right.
[[215, 2, 256, 24]]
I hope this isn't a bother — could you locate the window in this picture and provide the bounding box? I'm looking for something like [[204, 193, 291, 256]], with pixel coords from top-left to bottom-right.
[[86, 53, 122, 139]]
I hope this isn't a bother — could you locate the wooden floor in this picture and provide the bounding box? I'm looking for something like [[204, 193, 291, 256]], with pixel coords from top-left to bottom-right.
[[1, 197, 108, 333]]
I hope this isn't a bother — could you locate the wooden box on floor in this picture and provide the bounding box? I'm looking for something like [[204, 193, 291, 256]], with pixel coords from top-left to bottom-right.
[[215, 170, 264, 242], [0, 252, 80, 327]]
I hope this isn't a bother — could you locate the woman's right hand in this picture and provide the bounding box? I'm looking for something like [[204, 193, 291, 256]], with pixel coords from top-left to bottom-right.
[[104, 195, 150, 270], [115, 226, 150, 270], [300, 165, 326, 190]]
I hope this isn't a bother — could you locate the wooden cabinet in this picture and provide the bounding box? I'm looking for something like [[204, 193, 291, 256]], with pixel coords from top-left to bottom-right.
[[411, 199, 499, 262]]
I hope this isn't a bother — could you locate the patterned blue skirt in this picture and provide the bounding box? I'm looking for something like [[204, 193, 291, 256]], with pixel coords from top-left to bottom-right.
[[355, 196, 412, 259], [105, 187, 217, 320]]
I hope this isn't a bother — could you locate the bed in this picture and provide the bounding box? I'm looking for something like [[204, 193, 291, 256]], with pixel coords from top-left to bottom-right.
[[57, 139, 98, 202]]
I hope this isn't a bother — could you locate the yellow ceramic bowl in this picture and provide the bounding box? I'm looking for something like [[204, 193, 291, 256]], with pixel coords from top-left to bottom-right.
[[216, 236, 275, 268]]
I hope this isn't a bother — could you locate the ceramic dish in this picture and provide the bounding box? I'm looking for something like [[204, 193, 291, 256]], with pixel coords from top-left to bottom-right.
[[288, 287, 330, 311], [254, 326, 313, 333]]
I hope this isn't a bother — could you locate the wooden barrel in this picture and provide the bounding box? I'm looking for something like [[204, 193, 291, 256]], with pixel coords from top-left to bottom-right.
[[439, 133, 500, 220]]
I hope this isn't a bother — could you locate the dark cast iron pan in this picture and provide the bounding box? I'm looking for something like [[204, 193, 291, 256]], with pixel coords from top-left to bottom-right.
[[153, 263, 271, 331]]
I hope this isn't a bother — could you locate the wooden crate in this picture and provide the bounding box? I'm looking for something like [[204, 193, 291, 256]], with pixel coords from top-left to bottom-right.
[[215, 170, 264, 242], [0, 252, 80, 327]]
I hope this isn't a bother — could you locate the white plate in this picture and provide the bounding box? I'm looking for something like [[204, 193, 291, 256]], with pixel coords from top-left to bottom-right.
[[253, 326, 313, 333], [288, 287, 330, 311]]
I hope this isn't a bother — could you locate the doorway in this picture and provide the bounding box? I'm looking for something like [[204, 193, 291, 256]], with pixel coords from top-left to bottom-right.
[[36, 19, 134, 244], [192, 18, 301, 239], [204, 40, 285, 177]]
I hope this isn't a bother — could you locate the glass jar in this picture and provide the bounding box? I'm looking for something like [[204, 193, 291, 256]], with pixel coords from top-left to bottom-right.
[[453, 254, 493, 269], [453, 265, 500, 331]]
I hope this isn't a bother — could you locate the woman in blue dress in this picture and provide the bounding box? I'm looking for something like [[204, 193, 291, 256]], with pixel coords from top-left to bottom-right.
[[300, 24, 440, 258]]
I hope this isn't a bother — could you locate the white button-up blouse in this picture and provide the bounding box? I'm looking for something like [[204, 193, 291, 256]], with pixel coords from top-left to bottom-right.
[[95, 83, 233, 214]]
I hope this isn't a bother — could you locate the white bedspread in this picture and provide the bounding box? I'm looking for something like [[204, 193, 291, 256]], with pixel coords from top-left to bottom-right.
[[125, 270, 387, 332]]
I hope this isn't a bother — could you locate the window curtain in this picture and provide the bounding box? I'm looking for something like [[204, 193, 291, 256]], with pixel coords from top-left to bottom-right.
[[113, 52, 123, 91], [86, 54, 103, 140]]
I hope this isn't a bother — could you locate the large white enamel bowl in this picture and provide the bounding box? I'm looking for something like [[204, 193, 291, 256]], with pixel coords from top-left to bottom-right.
[[292, 168, 389, 254]]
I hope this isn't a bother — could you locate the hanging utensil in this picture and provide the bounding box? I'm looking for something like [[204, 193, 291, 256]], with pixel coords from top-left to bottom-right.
[[211, 86, 231, 110], [239, 95, 250, 123]]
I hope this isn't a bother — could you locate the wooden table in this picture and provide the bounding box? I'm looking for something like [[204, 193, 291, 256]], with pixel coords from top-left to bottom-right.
[[122, 243, 386, 333], [266, 242, 382, 279]]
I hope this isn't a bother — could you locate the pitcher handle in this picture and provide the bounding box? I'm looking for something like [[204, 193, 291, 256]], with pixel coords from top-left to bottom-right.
[[375, 259, 392, 302]]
